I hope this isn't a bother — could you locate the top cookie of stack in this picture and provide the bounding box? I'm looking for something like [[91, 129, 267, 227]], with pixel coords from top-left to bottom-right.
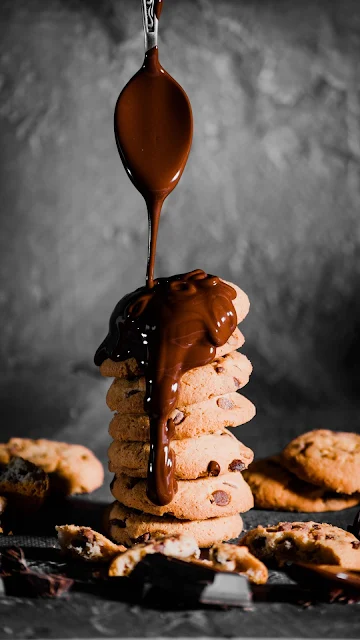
[[101, 281, 256, 547]]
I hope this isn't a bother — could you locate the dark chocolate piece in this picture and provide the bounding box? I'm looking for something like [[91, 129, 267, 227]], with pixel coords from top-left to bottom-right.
[[0, 547, 73, 598]]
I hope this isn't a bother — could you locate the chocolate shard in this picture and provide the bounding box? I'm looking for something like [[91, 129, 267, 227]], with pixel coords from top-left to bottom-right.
[[0, 546, 73, 598]]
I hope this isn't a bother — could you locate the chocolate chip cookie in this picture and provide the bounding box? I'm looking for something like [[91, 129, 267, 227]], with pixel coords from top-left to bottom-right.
[[281, 430, 360, 495]]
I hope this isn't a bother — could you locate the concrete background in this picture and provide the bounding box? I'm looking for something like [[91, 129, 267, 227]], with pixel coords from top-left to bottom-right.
[[1, 0, 360, 461]]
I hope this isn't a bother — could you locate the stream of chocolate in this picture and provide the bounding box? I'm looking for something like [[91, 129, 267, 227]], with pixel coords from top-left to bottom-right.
[[96, 1, 237, 506], [95, 271, 237, 505]]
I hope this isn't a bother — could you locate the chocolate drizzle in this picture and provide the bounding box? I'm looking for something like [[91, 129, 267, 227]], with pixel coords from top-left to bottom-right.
[[95, 271, 237, 505], [96, 0, 237, 506]]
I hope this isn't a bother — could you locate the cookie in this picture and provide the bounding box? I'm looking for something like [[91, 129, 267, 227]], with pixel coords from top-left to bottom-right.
[[56, 525, 126, 561], [209, 543, 268, 584], [109, 392, 255, 441], [243, 456, 360, 512], [100, 328, 245, 379], [111, 472, 253, 520], [0, 438, 104, 496], [240, 521, 360, 570], [107, 501, 244, 548], [108, 533, 200, 577], [0, 457, 49, 518], [106, 351, 252, 413], [108, 430, 254, 480], [281, 430, 360, 495]]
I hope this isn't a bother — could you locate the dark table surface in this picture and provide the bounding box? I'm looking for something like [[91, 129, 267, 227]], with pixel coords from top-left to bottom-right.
[[1, 494, 359, 640]]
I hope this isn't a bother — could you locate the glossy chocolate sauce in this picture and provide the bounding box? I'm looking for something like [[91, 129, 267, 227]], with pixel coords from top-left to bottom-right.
[[114, 43, 192, 287], [95, 271, 237, 505], [96, 1, 238, 506]]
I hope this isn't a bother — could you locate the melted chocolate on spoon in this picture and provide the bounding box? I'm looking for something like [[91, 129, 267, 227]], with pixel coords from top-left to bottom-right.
[[114, 14, 192, 287], [96, 2, 238, 506]]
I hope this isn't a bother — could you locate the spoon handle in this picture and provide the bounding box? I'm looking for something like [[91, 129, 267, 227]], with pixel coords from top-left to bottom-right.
[[141, 1, 159, 52]]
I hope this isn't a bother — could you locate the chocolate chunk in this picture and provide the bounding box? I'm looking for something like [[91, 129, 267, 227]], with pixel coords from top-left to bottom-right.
[[229, 459, 245, 472], [0, 547, 73, 599], [217, 397, 235, 410], [325, 534, 335, 540], [173, 410, 185, 425], [252, 536, 266, 550], [211, 490, 230, 506], [207, 461, 220, 477], [109, 518, 126, 529], [126, 389, 141, 398], [216, 366, 225, 374], [351, 541, 360, 549], [133, 533, 151, 544]]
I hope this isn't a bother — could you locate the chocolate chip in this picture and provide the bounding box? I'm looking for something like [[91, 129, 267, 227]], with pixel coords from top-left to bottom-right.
[[126, 389, 141, 398], [229, 459, 245, 472], [207, 461, 220, 477], [234, 377, 241, 388], [312, 524, 321, 530], [72, 536, 89, 550], [252, 536, 266, 550], [109, 518, 126, 529], [351, 541, 360, 549], [217, 397, 235, 410], [216, 366, 225, 374], [133, 533, 151, 544], [211, 490, 230, 506], [325, 534, 335, 540], [173, 410, 185, 425]]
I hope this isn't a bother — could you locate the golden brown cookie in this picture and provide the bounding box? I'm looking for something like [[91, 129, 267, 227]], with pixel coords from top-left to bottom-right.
[[0, 438, 104, 496], [108, 430, 254, 480], [56, 525, 126, 561], [109, 392, 255, 441], [106, 351, 252, 413], [111, 472, 253, 520], [209, 543, 268, 584], [243, 456, 360, 512], [240, 521, 360, 569], [100, 328, 245, 378], [281, 430, 360, 495], [107, 501, 244, 548], [108, 534, 200, 577]]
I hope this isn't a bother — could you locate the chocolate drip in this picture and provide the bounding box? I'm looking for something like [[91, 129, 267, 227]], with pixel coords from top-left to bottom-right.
[[154, 0, 163, 20], [95, 270, 237, 505], [114, 46, 193, 287]]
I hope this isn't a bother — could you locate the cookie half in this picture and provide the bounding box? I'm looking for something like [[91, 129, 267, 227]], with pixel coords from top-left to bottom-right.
[[107, 501, 244, 548], [240, 521, 360, 570], [109, 430, 254, 480], [100, 328, 245, 378], [111, 472, 253, 520], [108, 392, 256, 441], [281, 430, 360, 495], [106, 351, 252, 412], [0, 438, 104, 496], [244, 456, 360, 512]]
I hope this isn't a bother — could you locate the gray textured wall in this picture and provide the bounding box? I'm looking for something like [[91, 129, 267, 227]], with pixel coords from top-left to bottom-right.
[[1, 0, 360, 455]]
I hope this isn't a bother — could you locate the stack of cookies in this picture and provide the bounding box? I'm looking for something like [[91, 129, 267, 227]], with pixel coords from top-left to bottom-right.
[[100, 281, 256, 547], [244, 430, 360, 513]]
